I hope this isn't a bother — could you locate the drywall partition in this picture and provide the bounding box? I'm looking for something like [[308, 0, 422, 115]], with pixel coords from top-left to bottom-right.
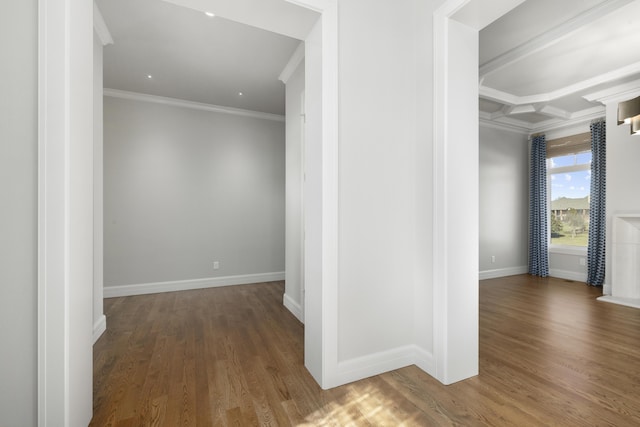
[[103, 95, 285, 294], [301, 12, 330, 387], [38, 0, 95, 424], [479, 125, 529, 279], [282, 54, 306, 323], [335, 0, 417, 381], [0, 0, 38, 424], [433, 0, 524, 385]]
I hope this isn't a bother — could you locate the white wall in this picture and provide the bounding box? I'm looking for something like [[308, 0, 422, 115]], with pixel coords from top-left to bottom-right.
[[337, 0, 417, 364], [103, 96, 285, 291], [479, 125, 529, 279], [284, 61, 305, 322], [605, 99, 640, 292], [0, 0, 38, 424]]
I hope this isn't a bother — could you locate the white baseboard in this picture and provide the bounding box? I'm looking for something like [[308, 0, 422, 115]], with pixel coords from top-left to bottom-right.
[[283, 293, 304, 323], [330, 345, 435, 388], [603, 284, 611, 295], [412, 345, 435, 376], [549, 268, 587, 283], [93, 314, 106, 344], [598, 295, 640, 309], [479, 266, 528, 280], [103, 272, 285, 298]]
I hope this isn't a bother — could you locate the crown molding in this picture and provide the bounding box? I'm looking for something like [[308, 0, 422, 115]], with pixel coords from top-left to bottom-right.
[[93, 2, 113, 46], [583, 78, 640, 105], [103, 89, 286, 122], [279, 42, 305, 84], [479, 116, 529, 134], [479, 0, 634, 78]]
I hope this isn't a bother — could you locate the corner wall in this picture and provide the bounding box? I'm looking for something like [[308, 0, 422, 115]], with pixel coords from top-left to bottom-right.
[[479, 124, 529, 279]]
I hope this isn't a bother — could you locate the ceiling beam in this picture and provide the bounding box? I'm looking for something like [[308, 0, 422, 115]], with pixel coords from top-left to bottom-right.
[[479, 0, 634, 79], [537, 105, 571, 120], [480, 60, 640, 106]]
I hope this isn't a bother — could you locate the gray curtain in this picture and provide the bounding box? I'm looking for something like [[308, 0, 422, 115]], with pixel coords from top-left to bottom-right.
[[587, 120, 606, 286], [529, 135, 549, 277]]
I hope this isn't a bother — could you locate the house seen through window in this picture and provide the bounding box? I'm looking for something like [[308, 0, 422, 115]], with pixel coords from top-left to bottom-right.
[[546, 133, 592, 247]]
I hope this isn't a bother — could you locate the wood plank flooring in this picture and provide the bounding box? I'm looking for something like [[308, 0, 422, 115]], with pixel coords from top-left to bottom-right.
[[91, 276, 640, 426]]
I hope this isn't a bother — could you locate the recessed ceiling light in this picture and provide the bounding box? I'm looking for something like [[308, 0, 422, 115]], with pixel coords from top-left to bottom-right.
[[146, 74, 153, 79], [238, 92, 244, 96], [205, 11, 215, 17]]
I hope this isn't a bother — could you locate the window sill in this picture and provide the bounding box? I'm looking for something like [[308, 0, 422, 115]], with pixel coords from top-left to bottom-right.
[[549, 245, 587, 256]]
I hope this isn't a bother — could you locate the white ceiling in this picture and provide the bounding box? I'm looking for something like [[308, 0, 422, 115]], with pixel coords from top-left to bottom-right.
[[97, 0, 640, 129], [479, 0, 640, 133], [96, 0, 318, 115]]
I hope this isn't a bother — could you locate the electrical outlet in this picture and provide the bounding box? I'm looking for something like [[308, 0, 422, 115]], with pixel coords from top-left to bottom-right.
[[491, 255, 496, 263], [213, 261, 220, 270]]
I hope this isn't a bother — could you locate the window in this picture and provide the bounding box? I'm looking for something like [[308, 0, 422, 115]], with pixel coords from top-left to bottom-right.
[[546, 133, 591, 247]]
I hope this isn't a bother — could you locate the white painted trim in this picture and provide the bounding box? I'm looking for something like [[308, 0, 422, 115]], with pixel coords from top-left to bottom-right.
[[538, 105, 571, 120], [479, 266, 528, 280], [549, 269, 587, 283], [103, 272, 285, 298], [603, 284, 612, 295], [432, 0, 451, 388], [332, 345, 436, 387], [413, 346, 435, 376], [549, 245, 587, 256], [598, 295, 640, 309], [480, 113, 530, 134], [93, 2, 113, 46], [335, 345, 416, 386], [279, 42, 305, 84], [583, 78, 640, 104], [283, 293, 304, 323], [103, 89, 286, 122], [38, 0, 70, 423], [39, 0, 95, 424], [531, 107, 605, 134], [92, 315, 106, 344], [319, 0, 340, 390], [479, 0, 634, 78]]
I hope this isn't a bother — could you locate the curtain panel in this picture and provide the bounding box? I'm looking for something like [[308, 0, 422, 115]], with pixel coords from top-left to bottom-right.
[[587, 120, 606, 286], [529, 134, 549, 277]]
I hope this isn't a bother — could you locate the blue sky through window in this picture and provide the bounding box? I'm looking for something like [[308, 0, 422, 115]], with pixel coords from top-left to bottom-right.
[[549, 152, 592, 200]]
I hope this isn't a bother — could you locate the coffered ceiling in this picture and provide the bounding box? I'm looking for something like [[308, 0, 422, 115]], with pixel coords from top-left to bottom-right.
[[479, 0, 640, 133]]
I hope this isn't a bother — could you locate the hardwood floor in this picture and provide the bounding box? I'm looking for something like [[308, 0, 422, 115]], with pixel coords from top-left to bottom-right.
[[91, 276, 640, 426]]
